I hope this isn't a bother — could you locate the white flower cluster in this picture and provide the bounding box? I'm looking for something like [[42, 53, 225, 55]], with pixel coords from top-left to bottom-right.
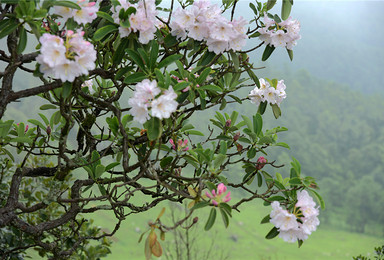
[[270, 190, 320, 243], [111, 0, 157, 44], [170, 0, 248, 54], [128, 79, 178, 123], [36, 31, 96, 82], [249, 78, 286, 107], [258, 13, 301, 50], [54, 0, 98, 25]]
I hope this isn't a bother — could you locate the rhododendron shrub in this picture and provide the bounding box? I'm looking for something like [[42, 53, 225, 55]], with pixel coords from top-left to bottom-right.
[[0, 0, 323, 258]]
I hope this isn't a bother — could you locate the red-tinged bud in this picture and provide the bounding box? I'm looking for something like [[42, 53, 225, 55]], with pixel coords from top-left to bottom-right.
[[236, 143, 243, 152], [233, 132, 240, 141], [225, 119, 231, 128], [46, 125, 51, 135], [25, 125, 29, 132], [193, 217, 198, 223], [256, 156, 267, 170]]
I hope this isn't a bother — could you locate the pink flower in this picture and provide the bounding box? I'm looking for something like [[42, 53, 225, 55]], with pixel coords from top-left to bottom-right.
[[205, 183, 231, 206]]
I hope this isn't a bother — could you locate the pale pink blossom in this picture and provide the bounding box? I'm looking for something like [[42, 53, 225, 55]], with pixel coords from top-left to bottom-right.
[[269, 190, 320, 243], [36, 31, 96, 82]]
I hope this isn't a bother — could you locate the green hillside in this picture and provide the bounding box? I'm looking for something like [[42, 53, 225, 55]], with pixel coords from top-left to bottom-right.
[[88, 200, 383, 260]]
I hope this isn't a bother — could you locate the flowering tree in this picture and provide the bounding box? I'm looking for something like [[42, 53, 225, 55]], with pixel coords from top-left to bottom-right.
[[0, 0, 323, 258]]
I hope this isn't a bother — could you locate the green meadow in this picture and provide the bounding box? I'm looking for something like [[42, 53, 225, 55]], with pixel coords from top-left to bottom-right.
[[88, 200, 383, 260]]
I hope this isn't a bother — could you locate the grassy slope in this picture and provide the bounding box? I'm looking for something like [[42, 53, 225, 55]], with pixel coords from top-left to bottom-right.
[[89, 199, 383, 260]]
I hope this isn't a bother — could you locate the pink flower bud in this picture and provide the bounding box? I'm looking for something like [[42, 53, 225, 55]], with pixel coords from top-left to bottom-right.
[[225, 119, 231, 128], [46, 125, 52, 136], [256, 156, 267, 170], [217, 183, 227, 195], [233, 132, 240, 141]]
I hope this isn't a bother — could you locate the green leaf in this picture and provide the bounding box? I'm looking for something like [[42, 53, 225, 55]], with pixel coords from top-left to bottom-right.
[[247, 148, 256, 159], [198, 51, 216, 67], [214, 154, 226, 169], [158, 54, 183, 69], [197, 67, 211, 85], [219, 207, 229, 228], [96, 11, 114, 23], [10, 137, 33, 145], [185, 130, 204, 136], [0, 20, 18, 39], [298, 239, 304, 248], [144, 117, 162, 141], [38, 113, 49, 126], [62, 82, 72, 98], [275, 142, 290, 149], [257, 172, 263, 187], [249, 3, 258, 15], [160, 156, 173, 169], [219, 140, 227, 155], [271, 104, 281, 119], [281, 0, 292, 20], [105, 162, 120, 171], [219, 202, 232, 217], [265, 226, 279, 239], [200, 85, 222, 92], [289, 177, 302, 185], [164, 34, 178, 48], [309, 189, 325, 210], [253, 95, 265, 112], [93, 25, 118, 41], [190, 201, 210, 211], [17, 26, 27, 54], [205, 181, 216, 192], [94, 164, 106, 179], [253, 113, 263, 135], [52, 1, 81, 10], [149, 40, 159, 70], [113, 38, 129, 64], [260, 214, 271, 224], [262, 45, 275, 61], [28, 119, 46, 130], [241, 115, 253, 131], [204, 208, 217, 231], [124, 72, 147, 85], [40, 104, 57, 110], [287, 48, 294, 61], [229, 50, 239, 71], [173, 81, 191, 91], [106, 116, 119, 136], [0, 120, 14, 138], [266, 0, 277, 10], [126, 49, 146, 71], [246, 69, 260, 88]]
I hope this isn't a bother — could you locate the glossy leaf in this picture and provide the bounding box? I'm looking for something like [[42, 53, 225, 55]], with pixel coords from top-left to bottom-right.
[[261, 45, 275, 61], [144, 117, 162, 141], [281, 0, 292, 20], [265, 226, 279, 239], [204, 208, 217, 231], [93, 25, 118, 41]]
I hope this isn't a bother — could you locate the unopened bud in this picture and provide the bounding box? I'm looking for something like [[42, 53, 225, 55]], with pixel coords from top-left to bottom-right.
[[193, 217, 198, 223], [236, 143, 243, 152], [46, 125, 51, 135], [225, 119, 231, 128], [256, 156, 267, 170], [233, 132, 240, 141]]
